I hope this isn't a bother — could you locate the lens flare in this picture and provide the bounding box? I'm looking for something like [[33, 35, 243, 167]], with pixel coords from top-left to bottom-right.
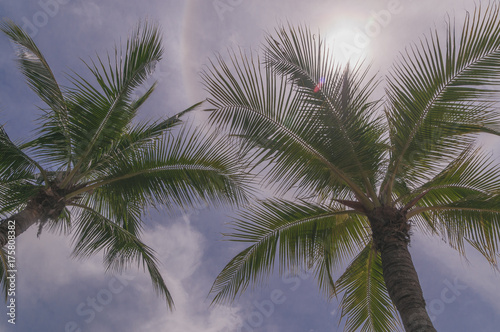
[[314, 77, 325, 93]]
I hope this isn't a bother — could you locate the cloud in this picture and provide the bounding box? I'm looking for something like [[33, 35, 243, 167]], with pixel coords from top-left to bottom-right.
[[413, 233, 500, 315], [12, 214, 243, 332], [70, 1, 102, 27], [138, 218, 244, 332]]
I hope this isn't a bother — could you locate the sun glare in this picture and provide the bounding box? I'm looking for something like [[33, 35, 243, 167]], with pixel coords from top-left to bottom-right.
[[324, 22, 371, 66]]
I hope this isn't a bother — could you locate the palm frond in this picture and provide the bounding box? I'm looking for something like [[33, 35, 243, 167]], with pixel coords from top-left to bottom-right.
[[43, 207, 72, 236], [70, 203, 174, 308], [202, 49, 373, 205], [409, 194, 500, 265], [0, 181, 39, 218], [0, 125, 43, 182], [397, 147, 500, 206], [336, 242, 403, 332], [265, 25, 387, 199], [68, 127, 250, 210], [0, 126, 42, 216], [76, 101, 202, 181], [62, 21, 164, 184], [311, 212, 370, 299], [383, 4, 500, 201], [210, 199, 368, 304], [0, 19, 72, 164]]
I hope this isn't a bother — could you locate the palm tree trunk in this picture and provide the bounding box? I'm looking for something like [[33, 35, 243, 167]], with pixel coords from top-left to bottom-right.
[[0, 207, 41, 247], [0, 183, 73, 247], [380, 240, 436, 332], [369, 207, 436, 332]]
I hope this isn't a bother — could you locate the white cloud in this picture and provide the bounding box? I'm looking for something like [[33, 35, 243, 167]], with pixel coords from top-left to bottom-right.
[[138, 218, 244, 332], [14, 213, 244, 332], [413, 233, 500, 315], [70, 1, 102, 27], [18, 214, 242, 332]]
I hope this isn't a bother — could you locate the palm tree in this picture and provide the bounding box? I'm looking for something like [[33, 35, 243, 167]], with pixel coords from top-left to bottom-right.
[[202, 4, 500, 332], [0, 20, 249, 308]]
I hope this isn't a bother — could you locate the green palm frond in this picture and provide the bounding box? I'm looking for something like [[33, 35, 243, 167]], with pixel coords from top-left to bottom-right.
[[409, 195, 500, 265], [402, 148, 500, 263], [336, 242, 403, 332], [203, 48, 380, 206], [397, 147, 500, 206], [43, 207, 72, 236], [210, 199, 367, 304], [70, 203, 174, 308], [265, 25, 386, 193], [311, 212, 370, 299], [70, 127, 250, 210], [0, 125, 42, 182], [0, 19, 71, 164], [0, 182, 39, 218], [77, 101, 202, 181], [423, 148, 500, 193], [466, 237, 500, 267], [61, 21, 164, 184], [383, 4, 500, 201], [0, 126, 42, 216]]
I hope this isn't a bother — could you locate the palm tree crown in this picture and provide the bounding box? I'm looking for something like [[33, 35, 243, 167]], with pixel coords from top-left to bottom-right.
[[0, 20, 249, 308], [202, 4, 500, 332]]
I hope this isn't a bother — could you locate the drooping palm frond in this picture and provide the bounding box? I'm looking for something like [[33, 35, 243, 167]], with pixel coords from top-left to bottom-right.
[[397, 147, 500, 207], [210, 199, 368, 304], [69, 203, 174, 308], [398, 147, 500, 263], [59, 125, 251, 310], [408, 194, 500, 265], [383, 4, 500, 201], [0, 125, 42, 182], [336, 242, 403, 332], [42, 206, 72, 236], [311, 212, 370, 299]]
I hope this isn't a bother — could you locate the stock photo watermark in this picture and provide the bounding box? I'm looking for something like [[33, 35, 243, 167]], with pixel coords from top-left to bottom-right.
[[64, 273, 136, 332], [426, 277, 468, 322], [17, 0, 73, 38], [130, 61, 172, 101], [337, 0, 404, 61], [213, 0, 244, 21], [5, 220, 17, 325], [219, 269, 313, 332]]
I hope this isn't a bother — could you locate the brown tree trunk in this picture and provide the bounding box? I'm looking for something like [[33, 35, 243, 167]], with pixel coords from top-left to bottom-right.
[[369, 206, 436, 332], [380, 239, 436, 332], [0, 207, 41, 247]]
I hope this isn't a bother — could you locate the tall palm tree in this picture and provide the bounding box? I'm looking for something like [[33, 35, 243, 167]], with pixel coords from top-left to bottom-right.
[[0, 20, 249, 308], [202, 4, 500, 332]]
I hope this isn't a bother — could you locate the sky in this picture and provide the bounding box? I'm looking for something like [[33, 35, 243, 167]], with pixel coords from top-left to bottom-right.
[[0, 0, 500, 331]]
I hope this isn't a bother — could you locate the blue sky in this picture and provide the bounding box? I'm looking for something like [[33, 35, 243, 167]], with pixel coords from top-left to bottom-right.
[[0, 0, 499, 331]]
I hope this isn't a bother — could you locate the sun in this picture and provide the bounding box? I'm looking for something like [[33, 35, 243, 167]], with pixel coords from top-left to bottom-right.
[[324, 22, 372, 66]]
